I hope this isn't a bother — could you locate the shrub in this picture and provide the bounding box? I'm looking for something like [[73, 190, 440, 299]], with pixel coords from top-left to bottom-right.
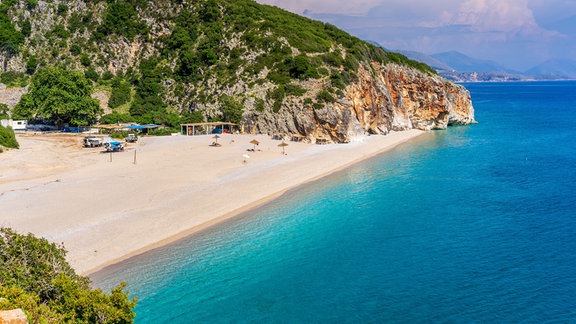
[[0, 103, 8, 119], [25, 56, 37, 74], [26, 0, 37, 9], [254, 98, 265, 112], [70, 43, 81, 56], [0, 125, 18, 149], [57, 3, 68, 16], [268, 86, 285, 113], [0, 227, 137, 322], [21, 20, 31, 38], [0, 71, 29, 87], [80, 54, 91, 67], [99, 112, 132, 124], [316, 89, 336, 103], [84, 68, 99, 82], [108, 79, 132, 109], [284, 83, 306, 96]]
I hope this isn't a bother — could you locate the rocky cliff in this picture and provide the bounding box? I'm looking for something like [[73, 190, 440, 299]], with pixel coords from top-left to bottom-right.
[[254, 63, 475, 143], [0, 0, 475, 142]]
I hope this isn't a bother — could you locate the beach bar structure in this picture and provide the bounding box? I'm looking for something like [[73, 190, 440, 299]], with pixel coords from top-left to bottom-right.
[[181, 122, 238, 136]]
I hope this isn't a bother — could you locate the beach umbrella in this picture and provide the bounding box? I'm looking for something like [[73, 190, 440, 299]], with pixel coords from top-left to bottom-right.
[[242, 153, 250, 163], [278, 141, 288, 155], [249, 139, 260, 151], [212, 134, 220, 143]]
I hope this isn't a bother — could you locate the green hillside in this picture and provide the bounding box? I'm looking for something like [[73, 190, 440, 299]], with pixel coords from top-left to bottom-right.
[[1, 0, 434, 129]]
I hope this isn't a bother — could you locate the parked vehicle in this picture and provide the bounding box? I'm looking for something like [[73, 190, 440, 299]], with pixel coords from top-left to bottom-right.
[[104, 141, 124, 152], [83, 136, 103, 148], [125, 133, 138, 143]]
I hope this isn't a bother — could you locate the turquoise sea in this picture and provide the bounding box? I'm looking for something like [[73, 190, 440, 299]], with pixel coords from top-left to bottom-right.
[[93, 81, 576, 322]]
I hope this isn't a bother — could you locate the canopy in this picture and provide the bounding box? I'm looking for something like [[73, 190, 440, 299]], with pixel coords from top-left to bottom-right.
[[126, 125, 146, 130]]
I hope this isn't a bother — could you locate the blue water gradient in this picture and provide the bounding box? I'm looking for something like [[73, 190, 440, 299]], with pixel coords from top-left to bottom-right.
[[93, 81, 576, 322]]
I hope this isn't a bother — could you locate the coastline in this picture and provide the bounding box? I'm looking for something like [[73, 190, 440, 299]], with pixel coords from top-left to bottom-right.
[[0, 130, 424, 276]]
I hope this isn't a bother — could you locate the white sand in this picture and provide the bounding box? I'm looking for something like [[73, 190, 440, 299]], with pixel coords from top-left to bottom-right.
[[0, 130, 423, 275]]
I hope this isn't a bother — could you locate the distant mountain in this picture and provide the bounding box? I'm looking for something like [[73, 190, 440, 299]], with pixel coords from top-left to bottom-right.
[[397, 50, 528, 81], [397, 49, 574, 82], [431, 51, 516, 73], [526, 59, 576, 79], [395, 50, 454, 72]]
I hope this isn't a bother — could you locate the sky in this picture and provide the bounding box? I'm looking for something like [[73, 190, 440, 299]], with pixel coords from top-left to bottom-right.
[[255, 0, 576, 71]]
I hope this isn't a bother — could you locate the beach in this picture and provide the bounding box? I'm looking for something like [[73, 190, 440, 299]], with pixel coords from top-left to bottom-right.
[[0, 130, 423, 275]]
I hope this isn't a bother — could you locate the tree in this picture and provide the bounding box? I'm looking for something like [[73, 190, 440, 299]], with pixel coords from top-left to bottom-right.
[[0, 227, 137, 323], [14, 67, 102, 127], [130, 58, 166, 124], [220, 95, 243, 124]]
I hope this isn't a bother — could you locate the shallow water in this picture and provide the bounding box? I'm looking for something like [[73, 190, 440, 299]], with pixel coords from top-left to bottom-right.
[[93, 81, 576, 323]]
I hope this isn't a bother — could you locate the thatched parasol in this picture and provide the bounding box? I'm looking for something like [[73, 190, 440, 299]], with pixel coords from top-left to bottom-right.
[[249, 139, 260, 151], [278, 141, 288, 154]]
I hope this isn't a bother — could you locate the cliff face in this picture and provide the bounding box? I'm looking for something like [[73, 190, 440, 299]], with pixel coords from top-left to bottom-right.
[[256, 63, 476, 143], [0, 63, 475, 143]]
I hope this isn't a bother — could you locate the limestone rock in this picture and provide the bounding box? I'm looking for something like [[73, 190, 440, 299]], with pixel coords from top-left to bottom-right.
[[0, 308, 28, 324], [0, 84, 27, 109], [254, 62, 475, 143]]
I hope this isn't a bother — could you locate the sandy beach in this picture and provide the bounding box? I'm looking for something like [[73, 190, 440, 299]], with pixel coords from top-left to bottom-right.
[[0, 130, 423, 275]]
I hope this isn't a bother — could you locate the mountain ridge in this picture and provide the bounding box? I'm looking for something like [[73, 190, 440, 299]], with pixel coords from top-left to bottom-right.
[[397, 49, 576, 81]]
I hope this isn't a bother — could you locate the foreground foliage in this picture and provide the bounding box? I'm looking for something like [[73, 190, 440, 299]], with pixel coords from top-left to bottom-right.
[[0, 125, 18, 151], [0, 227, 137, 323]]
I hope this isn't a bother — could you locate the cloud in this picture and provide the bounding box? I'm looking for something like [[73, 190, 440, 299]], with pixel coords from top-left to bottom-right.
[[255, 0, 381, 15], [254, 0, 576, 70], [436, 0, 538, 32]]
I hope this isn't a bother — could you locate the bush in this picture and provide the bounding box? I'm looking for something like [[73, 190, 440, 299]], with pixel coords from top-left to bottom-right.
[[26, 56, 37, 74], [70, 43, 81, 56], [0, 125, 19, 149], [268, 86, 285, 113], [57, 3, 68, 16], [80, 54, 91, 67], [26, 0, 37, 9], [0, 71, 29, 87], [0, 103, 8, 119], [108, 79, 132, 109], [316, 89, 336, 103], [284, 83, 306, 96], [0, 227, 137, 322], [84, 68, 99, 82], [99, 112, 132, 124]]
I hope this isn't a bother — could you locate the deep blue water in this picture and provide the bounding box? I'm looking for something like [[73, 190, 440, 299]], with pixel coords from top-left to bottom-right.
[[93, 81, 576, 323]]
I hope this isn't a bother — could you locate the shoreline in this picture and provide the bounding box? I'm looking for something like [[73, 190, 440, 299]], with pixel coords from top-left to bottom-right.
[[0, 130, 425, 276]]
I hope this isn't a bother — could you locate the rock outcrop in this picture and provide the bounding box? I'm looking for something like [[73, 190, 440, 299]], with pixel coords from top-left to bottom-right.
[[255, 63, 475, 143], [0, 308, 28, 324], [0, 84, 27, 109]]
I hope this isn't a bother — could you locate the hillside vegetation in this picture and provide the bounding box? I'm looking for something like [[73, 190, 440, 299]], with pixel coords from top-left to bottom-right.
[[0, 0, 434, 130]]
